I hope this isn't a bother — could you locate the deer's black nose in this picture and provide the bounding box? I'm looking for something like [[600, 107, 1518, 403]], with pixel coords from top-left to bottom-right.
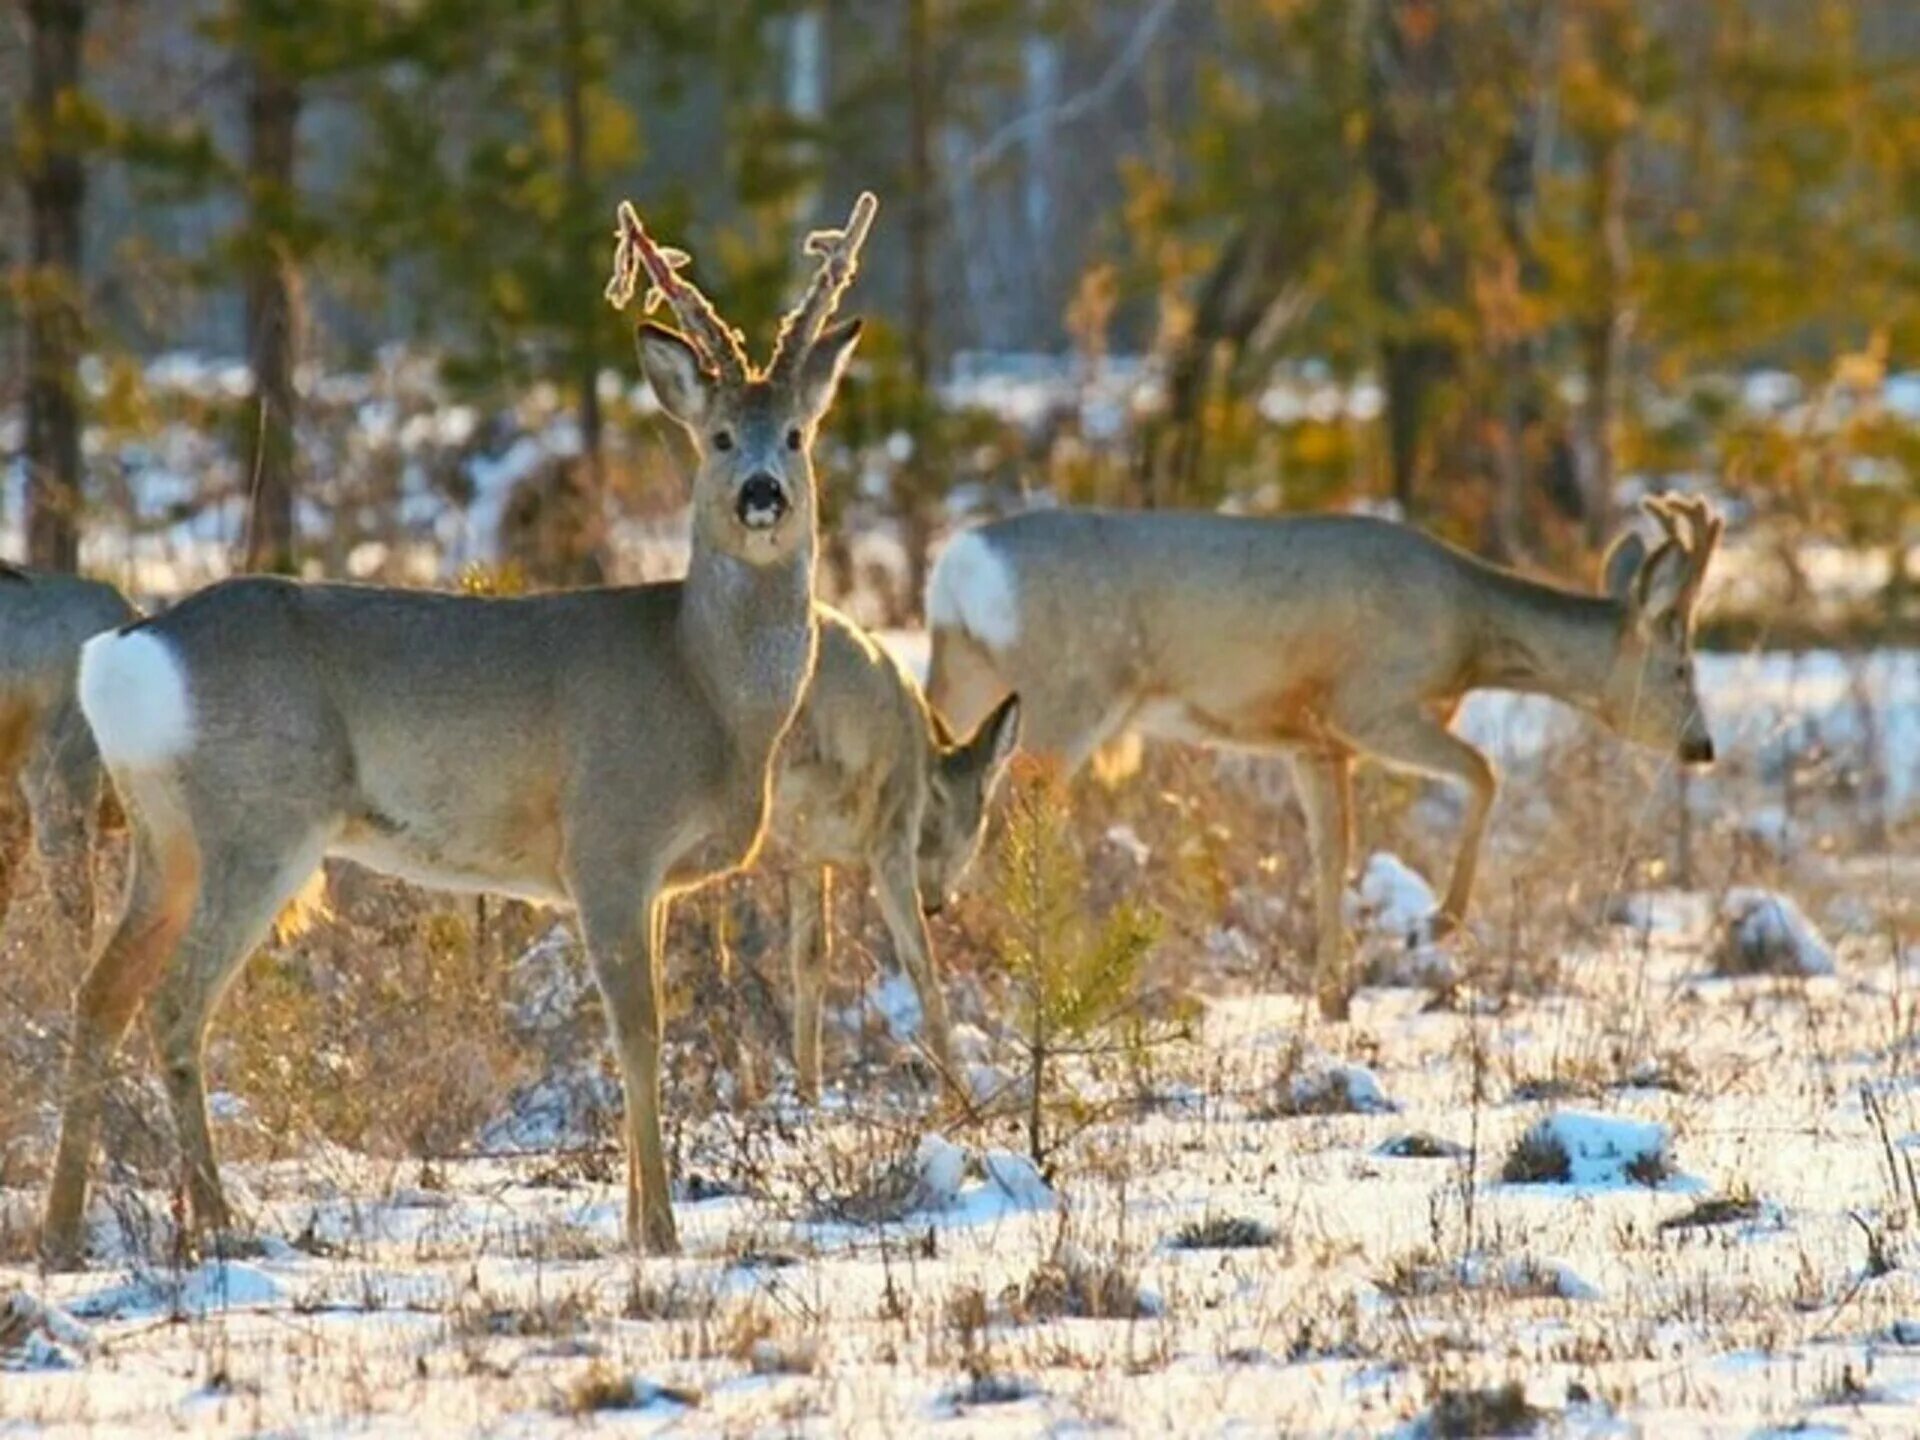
[[736, 474, 788, 529], [1681, 735, 1715, 766]]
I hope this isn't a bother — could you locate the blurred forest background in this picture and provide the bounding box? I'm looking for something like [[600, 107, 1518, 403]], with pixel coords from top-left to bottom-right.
[[5, 0, 1920, 641]]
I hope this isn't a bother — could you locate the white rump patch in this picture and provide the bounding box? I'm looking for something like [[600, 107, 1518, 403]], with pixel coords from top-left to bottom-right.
[[926, 529, 1020, 652], [78, 628, 194, 769]]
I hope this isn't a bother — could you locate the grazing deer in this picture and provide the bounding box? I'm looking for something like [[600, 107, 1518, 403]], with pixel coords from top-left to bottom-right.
[[926, 497, 1721, 1017], [42, 194, 876, 1263], [0, 564, 136, 950], [771, 605, 1019, 1099]]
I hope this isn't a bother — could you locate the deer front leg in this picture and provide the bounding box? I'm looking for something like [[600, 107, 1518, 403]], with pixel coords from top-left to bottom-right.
[[787, 867, 831, 1104], [577, 884, 678, 1255], [1341, 707, 1497, 937], [1292, 751, 1354, 1021], [871, 849, 957, 1086]]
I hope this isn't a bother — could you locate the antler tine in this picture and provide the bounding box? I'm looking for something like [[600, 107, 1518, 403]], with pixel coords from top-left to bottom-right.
[[768, 191, 879, 380], [1691, 501, 1725, 572], [606, 200, 750, 382], [1641, 493, 1690, 553]]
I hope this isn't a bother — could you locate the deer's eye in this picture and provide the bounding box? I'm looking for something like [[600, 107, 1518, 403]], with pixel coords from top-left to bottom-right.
[[712, 431, 734, 452], [786, 427, 803, 452]]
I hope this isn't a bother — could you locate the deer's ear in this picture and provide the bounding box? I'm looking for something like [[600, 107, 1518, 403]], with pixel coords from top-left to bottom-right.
[[1633, 540, 1692, 632], [794, 317, 863, 422], [636, 323, 713, 430], [964, 692, 1022, 784], [1602, 530, 1646, 603]]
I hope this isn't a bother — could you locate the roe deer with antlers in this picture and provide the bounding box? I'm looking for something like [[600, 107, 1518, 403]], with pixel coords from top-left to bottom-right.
[[770, 606, 1018, 1099], [42, 193, 877, 1263], [926, 498, 1721, 1018], [0, 564, 135, 951]]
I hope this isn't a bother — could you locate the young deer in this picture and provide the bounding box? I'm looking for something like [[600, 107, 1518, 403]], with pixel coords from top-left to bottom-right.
[[926, 497, 1721, 1017], [42, 194, 876, 1263], [0, 564, 136, 950], [771, 605, 1019, 1099]]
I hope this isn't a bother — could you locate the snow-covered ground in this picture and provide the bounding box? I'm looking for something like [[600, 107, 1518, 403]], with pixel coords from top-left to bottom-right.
[[5, 912, 1920, 1436]]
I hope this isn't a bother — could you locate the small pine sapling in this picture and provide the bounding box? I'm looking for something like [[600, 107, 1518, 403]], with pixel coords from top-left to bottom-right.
[[988, 761, 1164, 1172]]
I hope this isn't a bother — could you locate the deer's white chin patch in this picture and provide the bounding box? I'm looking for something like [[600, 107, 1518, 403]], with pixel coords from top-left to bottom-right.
[[78, 627, 195, 769], [927, 529, 1020, 652]]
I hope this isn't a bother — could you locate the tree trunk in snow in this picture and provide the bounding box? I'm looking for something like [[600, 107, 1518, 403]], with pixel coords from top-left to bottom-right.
[[23, 0, 88, 573], [556, 0, 607, 581], [1576, 134, 1630, 548], [902, 0, 936, 622], [243, 48, 301, 574]]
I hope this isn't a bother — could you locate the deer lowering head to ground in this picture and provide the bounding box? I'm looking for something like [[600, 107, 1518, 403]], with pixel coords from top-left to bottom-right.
[[926, 496, 1721, 1018], [0, 565, 136, 953], [42, 193, 876, 1265], [770, 606, 1019, 1100]]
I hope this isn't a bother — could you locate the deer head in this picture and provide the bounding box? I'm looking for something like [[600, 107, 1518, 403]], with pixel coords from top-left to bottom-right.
[[1599, 494, 1722, 765], [918, 693, 1022, 914], [607, 194, 875, 566]]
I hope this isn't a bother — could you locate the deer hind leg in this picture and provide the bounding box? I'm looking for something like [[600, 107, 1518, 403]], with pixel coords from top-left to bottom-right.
[[0, 768, 31, 938], [787, 867, 831, 1104], [1292, 750, 1355, 1021], [871, 847, 957, 1087], [42, 798, 200, 1266], [1340, 706, 1497, 936], [147, 833, 329, 1237], [575, 876, 678, 1255], [26, 701, 107, 958], [0, 707, 36, 934]]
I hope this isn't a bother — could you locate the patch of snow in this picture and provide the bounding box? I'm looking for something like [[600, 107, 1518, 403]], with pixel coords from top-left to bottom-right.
[[1607, 889, 1714, 940], [477, 1067, 619, 1154], [948, 1023, 992, 1064], [1103, 823, 1152, 866], [1508, 1110, 1685, 1191], [1284, 1062, 1398, 1116], [70, 1260, 286, 1321], [1347, 852, 1438, 938], [0, 1291, 94, 1370], [914, 1135, 968, 1210], [980, 1150, 1056, 1211], [1715, 888, 1835, 977], [867, 969, 924, 1042]]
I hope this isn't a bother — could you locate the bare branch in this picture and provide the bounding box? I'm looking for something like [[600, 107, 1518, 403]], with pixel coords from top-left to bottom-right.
[[967, 0, 1184, 177]]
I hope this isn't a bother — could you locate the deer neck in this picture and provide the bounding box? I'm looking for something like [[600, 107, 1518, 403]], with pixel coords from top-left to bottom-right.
[[1466, 573, 1624, 716], [678, 532, 819, 754]]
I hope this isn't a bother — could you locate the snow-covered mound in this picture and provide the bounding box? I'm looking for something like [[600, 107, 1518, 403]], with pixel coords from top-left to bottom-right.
[[904, 1134, 1058, 1223], [1503, 1110, 1685, 1190], [0, 1291, 93, 1370], [1607, 889, 1715, 941], [1714, 889, 1835, 977], [1275, 1061, 1398, 1116], [70, 1260, 287, 1321], [1345, 853, 1454, 986]]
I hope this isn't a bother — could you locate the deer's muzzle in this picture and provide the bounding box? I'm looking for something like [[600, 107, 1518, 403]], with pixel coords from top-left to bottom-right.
[[736, 473, 789, 530]]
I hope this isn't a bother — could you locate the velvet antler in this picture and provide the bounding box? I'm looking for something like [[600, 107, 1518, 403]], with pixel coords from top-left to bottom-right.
[[767, 191, 879, 382], [606, 200, 750, 383]]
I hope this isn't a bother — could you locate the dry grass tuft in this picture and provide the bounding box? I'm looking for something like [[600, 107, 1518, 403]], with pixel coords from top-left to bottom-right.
[[558, 1361, 701, 1415], [1659, 1190, 1765, 1232], [1169, 1215, 1279, 1250], [1423, 1380, 1544, 1437], [1012, 1242, 1155, 1321]]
